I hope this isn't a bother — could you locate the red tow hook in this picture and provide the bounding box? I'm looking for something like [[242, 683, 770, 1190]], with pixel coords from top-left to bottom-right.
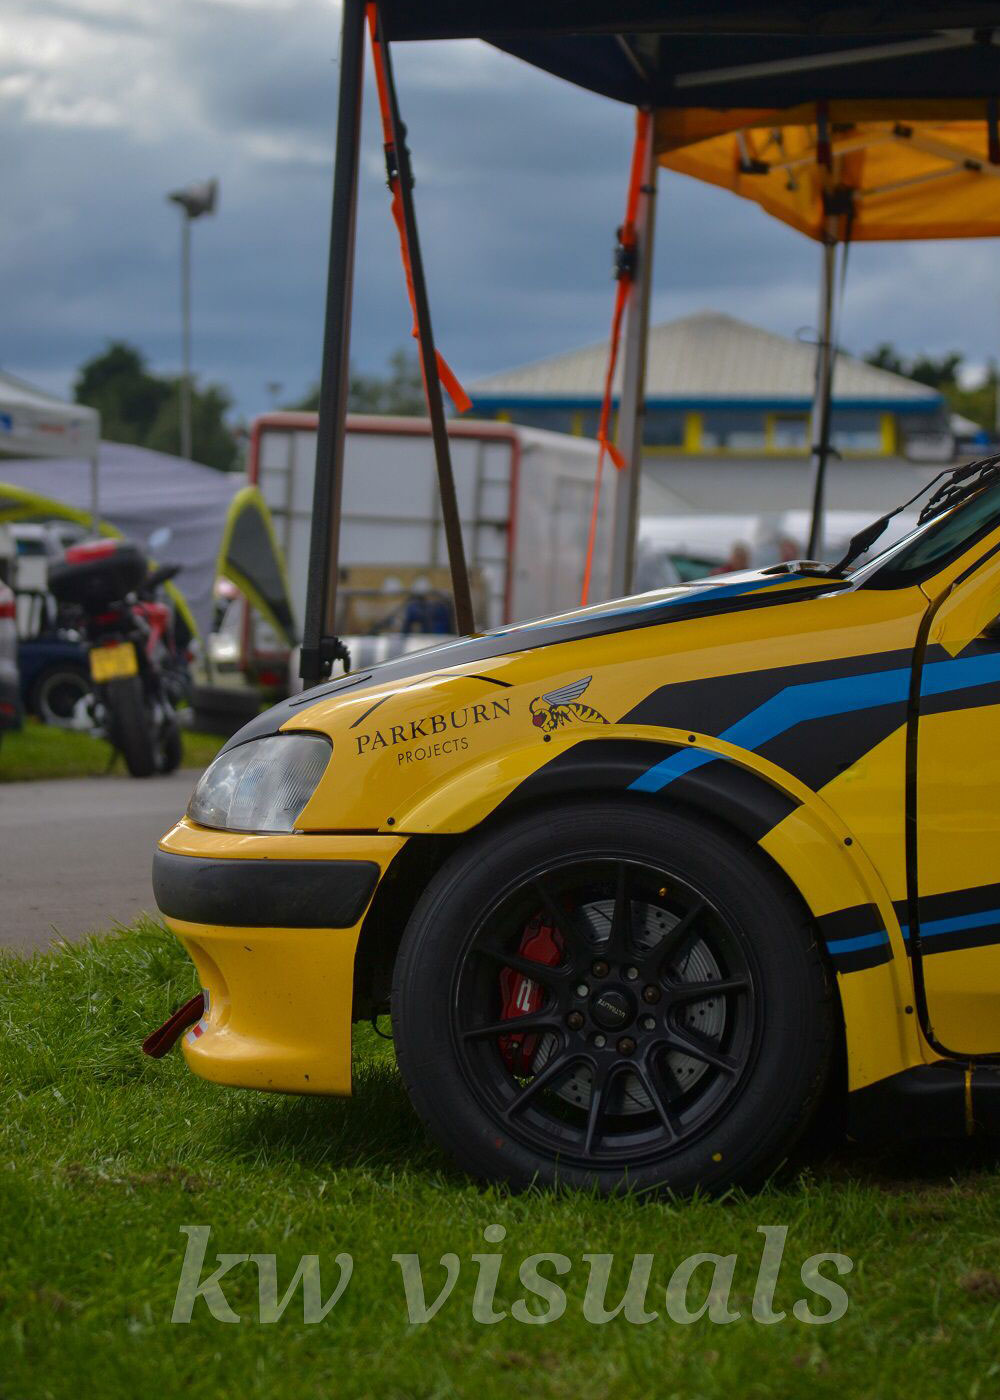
[[141, 993, 205, 1059]]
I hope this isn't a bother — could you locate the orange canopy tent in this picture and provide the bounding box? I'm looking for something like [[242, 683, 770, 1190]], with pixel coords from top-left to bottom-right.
[[657, 101, 1000, 243], [656, 98, 1000, 553]]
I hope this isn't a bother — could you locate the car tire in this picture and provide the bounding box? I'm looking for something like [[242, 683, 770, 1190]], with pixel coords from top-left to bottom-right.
[[392, 800, 836, 1195]]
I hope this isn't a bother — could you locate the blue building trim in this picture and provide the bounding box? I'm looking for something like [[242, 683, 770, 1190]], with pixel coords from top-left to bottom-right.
[[470, 394, 942, 415]]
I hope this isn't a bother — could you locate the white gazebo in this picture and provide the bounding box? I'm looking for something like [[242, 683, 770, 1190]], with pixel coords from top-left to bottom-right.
[[0, 372, 101, 523]]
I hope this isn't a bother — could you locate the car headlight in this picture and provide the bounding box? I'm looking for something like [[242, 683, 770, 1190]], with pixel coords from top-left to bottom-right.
[[188, 734, 332, 833]]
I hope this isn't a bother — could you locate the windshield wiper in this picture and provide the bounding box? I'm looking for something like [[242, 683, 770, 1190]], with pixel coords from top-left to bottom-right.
[[830, 450, 1000, 576]]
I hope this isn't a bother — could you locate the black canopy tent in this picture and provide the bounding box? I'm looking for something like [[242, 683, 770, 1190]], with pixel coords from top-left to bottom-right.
[[300, 3, 1000, 683]]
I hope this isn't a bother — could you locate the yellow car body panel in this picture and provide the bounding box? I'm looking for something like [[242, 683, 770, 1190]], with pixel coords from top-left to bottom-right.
[[158, 823, 404, 1093], [154, 508, 1000, 1124]]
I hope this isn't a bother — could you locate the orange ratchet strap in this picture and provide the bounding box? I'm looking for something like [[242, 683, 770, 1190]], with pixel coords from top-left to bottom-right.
[[366, 4, 470, 414], [581, 107, 651, 605]]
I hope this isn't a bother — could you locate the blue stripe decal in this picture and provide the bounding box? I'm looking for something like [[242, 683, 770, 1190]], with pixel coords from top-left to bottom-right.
[[630, 650, 1000, 795], [825, 929, 890, 955], [907, 907, 1000, 940], [920, 652, 1000, 698]]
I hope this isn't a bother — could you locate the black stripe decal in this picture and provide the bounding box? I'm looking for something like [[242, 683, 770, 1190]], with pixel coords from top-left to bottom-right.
[[224, 580, 845, 752], [624, 647, 929, 793], [669, 758, 798, 842], [623, 648, 919, 734], [467, 674, 513, 688], [817, 904, 893, 974], [896, 884, 1000, 957], [493, 739, 798, 843]]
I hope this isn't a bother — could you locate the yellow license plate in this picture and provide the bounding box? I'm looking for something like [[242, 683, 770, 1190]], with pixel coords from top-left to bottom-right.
[[90, 642, 138, 682]]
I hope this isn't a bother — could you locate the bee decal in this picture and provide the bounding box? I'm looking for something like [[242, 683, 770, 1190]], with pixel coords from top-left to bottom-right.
[[529, 676, 609, 733]]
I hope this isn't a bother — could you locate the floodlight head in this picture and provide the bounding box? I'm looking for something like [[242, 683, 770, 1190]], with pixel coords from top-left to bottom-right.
[[167, 178, 218, 219]]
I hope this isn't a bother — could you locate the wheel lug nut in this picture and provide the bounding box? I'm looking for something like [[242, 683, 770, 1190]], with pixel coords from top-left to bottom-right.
[[575, 983, 589, 998], [566, 1011, 584, 1031], [642, 985, 661, 1004], [617, 1036, 636, 1055], [641, 1015, 656, 1031], [591, 960, 609, 978], [624, 966, 639, 981], [593, 1034, 607, 1048]]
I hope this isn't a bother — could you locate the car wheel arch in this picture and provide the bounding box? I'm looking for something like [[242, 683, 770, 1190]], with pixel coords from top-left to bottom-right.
[[352, 733, 918, 1091]]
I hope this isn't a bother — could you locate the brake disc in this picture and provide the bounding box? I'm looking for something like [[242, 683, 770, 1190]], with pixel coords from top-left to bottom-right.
[[531, 898, 726, 1115]]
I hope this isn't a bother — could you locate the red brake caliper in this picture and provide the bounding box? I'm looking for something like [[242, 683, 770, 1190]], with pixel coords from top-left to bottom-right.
[[498, 914, 564, 1073]]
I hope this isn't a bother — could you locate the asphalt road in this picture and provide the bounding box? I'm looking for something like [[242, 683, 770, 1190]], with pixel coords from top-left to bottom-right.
[[1, 771, 196, 953]]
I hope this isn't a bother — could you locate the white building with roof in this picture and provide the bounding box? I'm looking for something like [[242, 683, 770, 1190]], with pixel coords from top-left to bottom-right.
[[469, 311, 953, 518]]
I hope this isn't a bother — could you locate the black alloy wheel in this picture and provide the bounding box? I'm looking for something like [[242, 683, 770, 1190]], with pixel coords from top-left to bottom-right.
[[392, 801, 835, 1194], [453, 858, 758, 1170]]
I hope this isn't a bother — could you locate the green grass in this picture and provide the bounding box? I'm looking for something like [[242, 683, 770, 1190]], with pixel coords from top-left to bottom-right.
[[3, 923, 1000, 1399], [0, 719, 222, 782]]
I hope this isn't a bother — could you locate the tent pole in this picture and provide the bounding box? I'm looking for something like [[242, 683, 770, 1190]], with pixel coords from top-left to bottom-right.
[[609, 126, 657, 599], [300, 0, 365, 685], [806, 222, 838, 559], [377, 13, 475, 636], [89, 453, 100, 532]]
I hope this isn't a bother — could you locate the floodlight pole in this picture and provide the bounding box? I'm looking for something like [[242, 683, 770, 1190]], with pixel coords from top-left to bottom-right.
[[299, 0, 366, 685], [179, 213, 192, 462], [806, 219, 839, 559], [609, 129, 657, 599], [168, 179, 217, 462]]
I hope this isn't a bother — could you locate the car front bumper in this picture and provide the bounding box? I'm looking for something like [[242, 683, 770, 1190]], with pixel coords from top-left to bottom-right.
[[154, 820, 405, 1095]]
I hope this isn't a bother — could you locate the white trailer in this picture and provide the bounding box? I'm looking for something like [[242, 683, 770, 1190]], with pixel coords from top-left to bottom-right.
[[243, 413, 621, 682]]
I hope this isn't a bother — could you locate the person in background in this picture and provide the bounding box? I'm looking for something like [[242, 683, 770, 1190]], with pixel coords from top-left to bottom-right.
[[779, 535, 800, 562], [713, 540, 751, 575]]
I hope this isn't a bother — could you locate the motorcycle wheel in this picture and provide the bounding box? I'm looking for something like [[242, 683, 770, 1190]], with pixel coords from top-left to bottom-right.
[[105, 675, 157, 778]]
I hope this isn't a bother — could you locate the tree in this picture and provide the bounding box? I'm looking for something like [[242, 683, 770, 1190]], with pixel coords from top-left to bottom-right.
[[863, 343, 998, 433], [74, 341, 239, 470], [145, 382, 239, 472], [906, 352, 964, 391], [864, 343, 963, 390], [73, 342, 171, 446], [289, 347, 426, 416], [864, 342, 906, 377]]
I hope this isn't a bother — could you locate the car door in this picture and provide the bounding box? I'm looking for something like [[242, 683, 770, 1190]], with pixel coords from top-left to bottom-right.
[[914, 523, 1000, 1054]]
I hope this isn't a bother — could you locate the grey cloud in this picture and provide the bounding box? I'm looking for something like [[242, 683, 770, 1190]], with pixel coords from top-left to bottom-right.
[[3, 0, 999, 421]]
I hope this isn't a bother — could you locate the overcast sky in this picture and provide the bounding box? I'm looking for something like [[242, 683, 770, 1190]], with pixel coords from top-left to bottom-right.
[[4, 0, 1000, 421]]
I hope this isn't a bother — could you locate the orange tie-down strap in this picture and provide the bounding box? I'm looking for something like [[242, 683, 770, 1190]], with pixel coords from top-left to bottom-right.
[[581, 107, 651, 606], [366, 4, 471, 415]]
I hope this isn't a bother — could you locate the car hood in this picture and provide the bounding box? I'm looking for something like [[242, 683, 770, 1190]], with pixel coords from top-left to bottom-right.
[[223, 565, 842, 753]]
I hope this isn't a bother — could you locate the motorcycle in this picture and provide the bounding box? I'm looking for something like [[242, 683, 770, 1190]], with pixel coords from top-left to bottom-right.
[[48, 539, 193, 777]]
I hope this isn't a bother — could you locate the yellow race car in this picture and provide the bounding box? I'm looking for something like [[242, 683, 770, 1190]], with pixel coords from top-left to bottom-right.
[[151, 454, 1000, 1193]]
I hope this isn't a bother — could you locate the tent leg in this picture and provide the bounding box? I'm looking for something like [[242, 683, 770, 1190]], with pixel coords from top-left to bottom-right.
[[300, 0, 366, 685], [609, 126, 657, 599], [89, 453, 100, 532], [806, 229, 838, 559], [378, 11, 475, 636]]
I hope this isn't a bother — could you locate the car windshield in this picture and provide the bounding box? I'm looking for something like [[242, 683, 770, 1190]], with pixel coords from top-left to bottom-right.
[[850, 477, 1000, 589]]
